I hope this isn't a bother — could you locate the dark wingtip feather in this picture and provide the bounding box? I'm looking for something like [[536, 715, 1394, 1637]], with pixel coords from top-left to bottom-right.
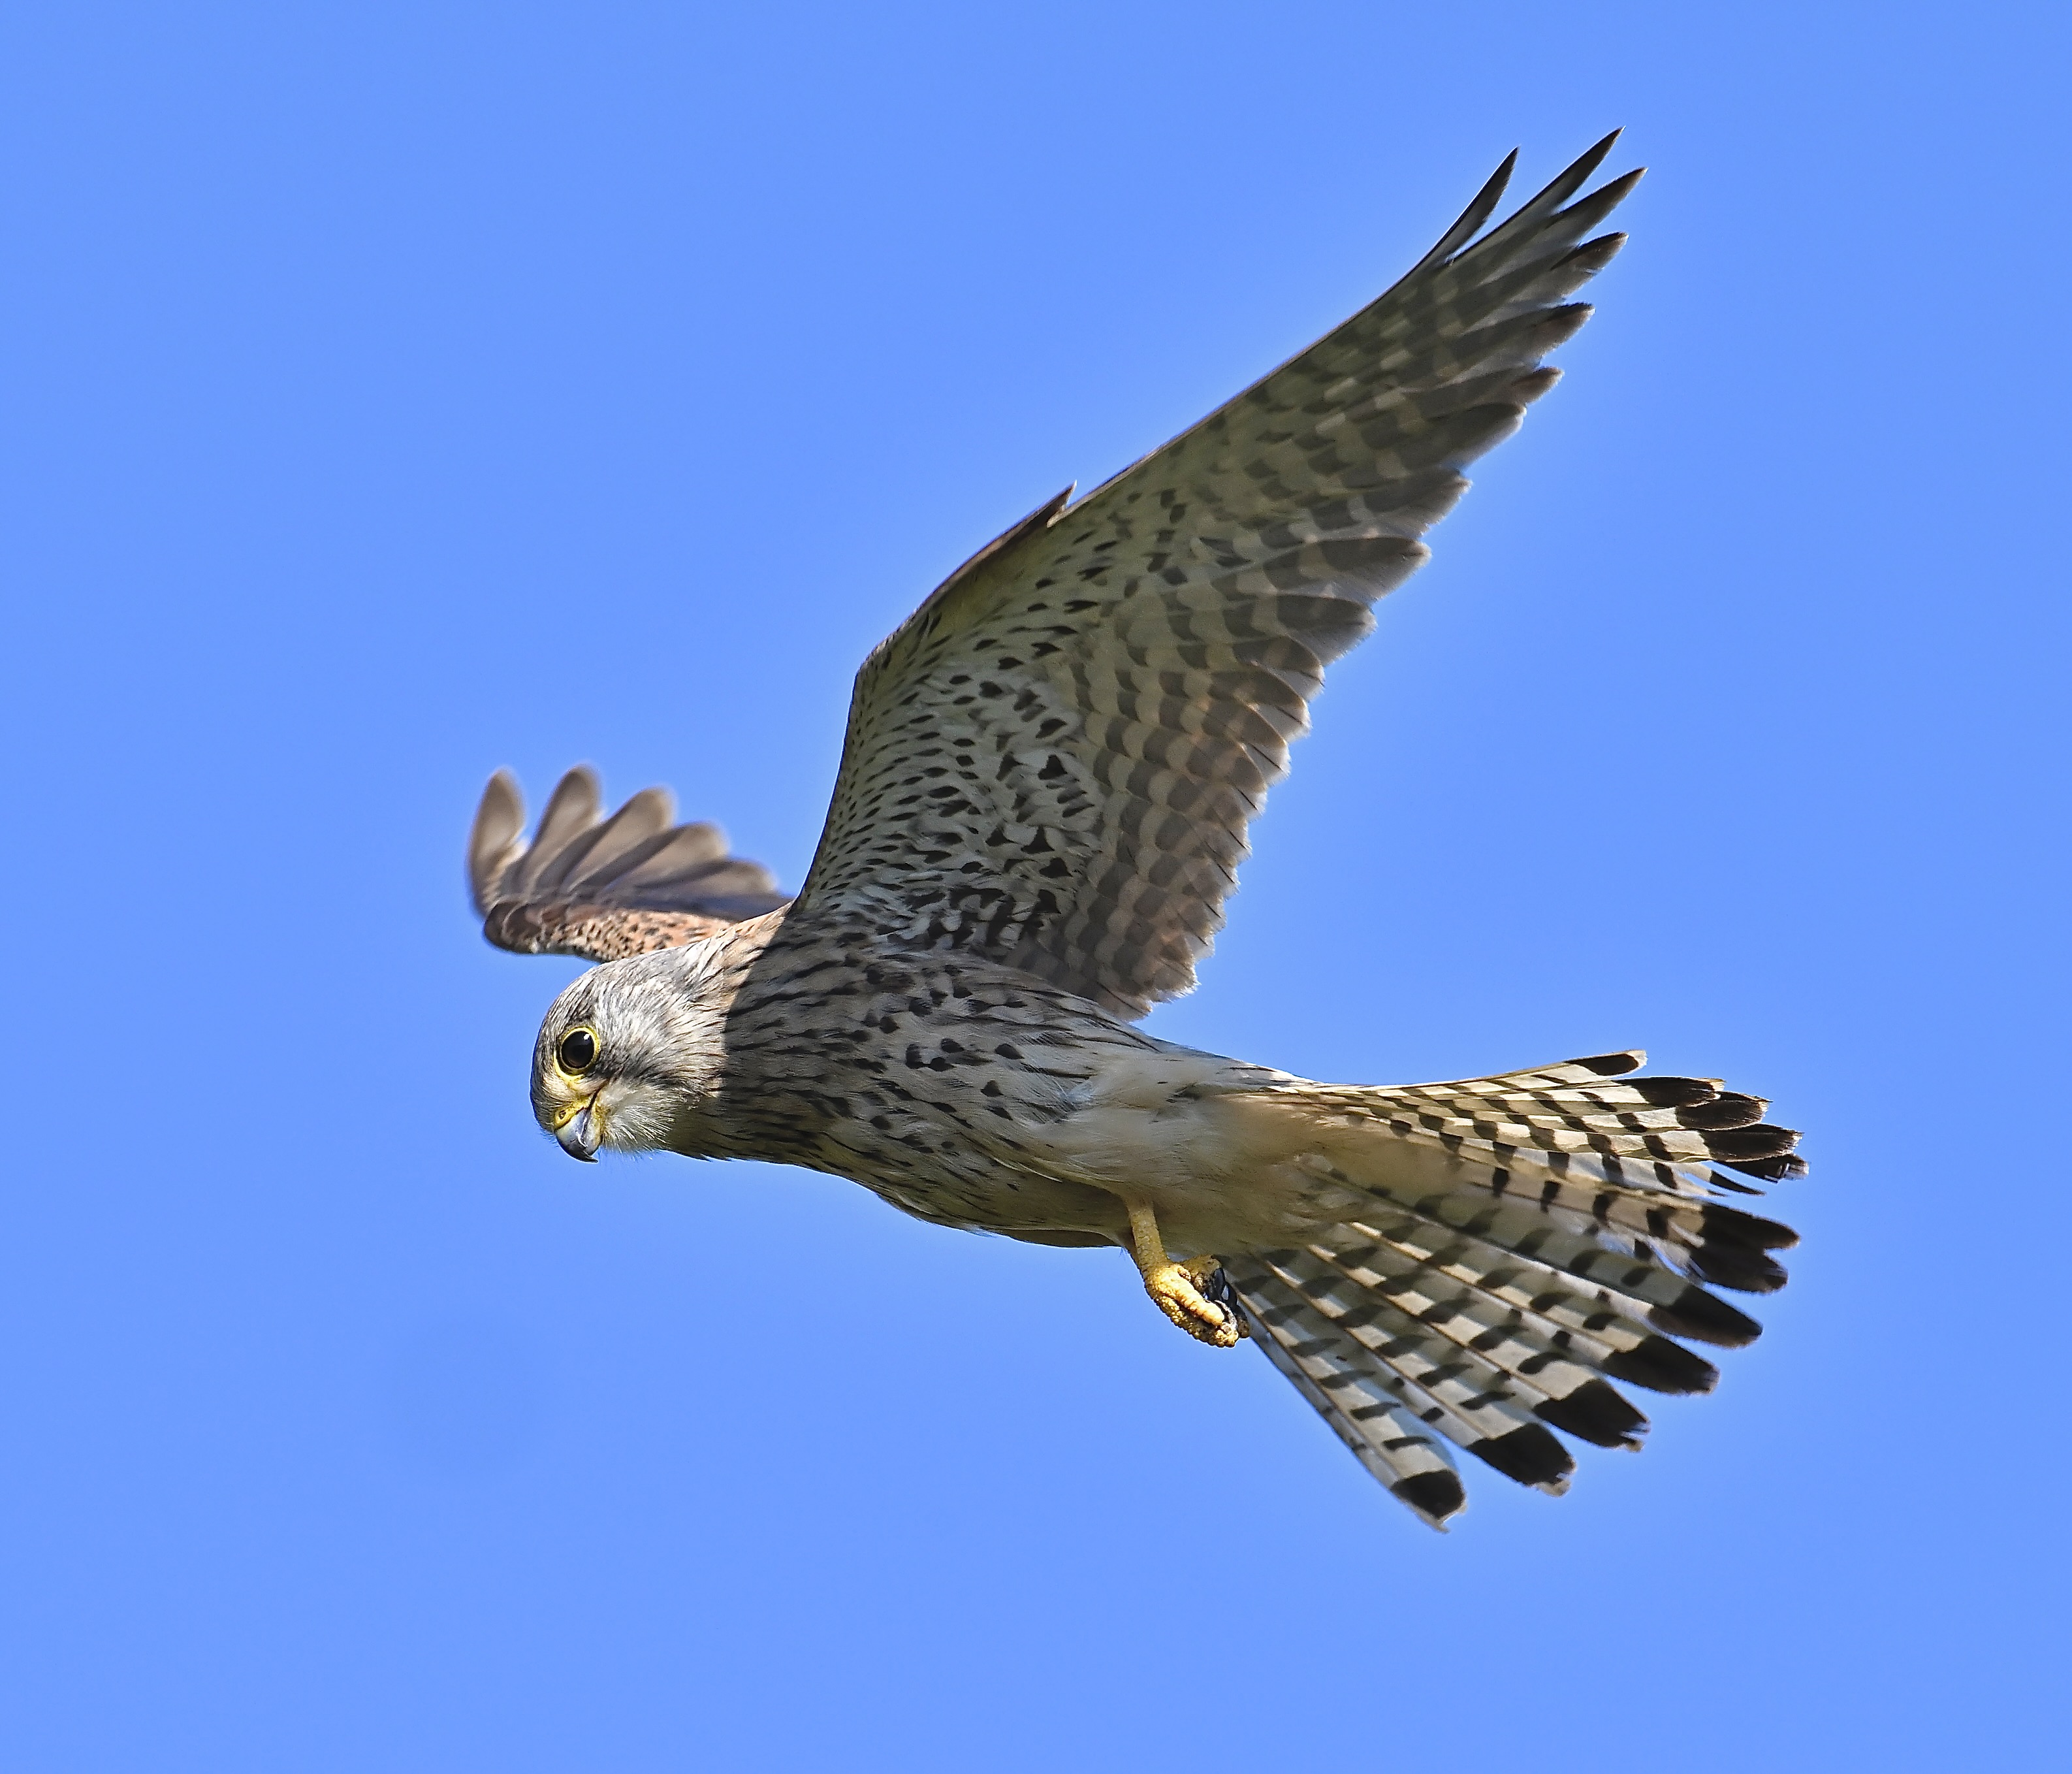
[[1520, 135, 1620, 215], [1535, 1379, 1648, 1449], [1700, 1204, 1800, 1252], [1719, 1153, 1811, 1184], [1563, 228, 1631, 271], [1629, 1076, 1721, 1108], [1471, 1423, 1574, 1490], [1578, 1051, 1644, 1076], [533, 783, 677, 897], [468, 762, 781, 958], [1525, 302, 1595, 355], [1391, 1470, 1467, 1526], [546, 763, 601, 808], [506, 767, 605, 898], [1577, 167, 1644, 215], [1604, 1335, 1719, 1396], [1412, 148, 1520, 273], [1678, 1093, 1769, 1131], [1467, 133, 1631, 262], [1706, 1172, 1766, 1195], [468, 770, 526, 913], [1687, 1246, 1789, 1295], [1506, 366, 1563, 406], [1563, 129, 1628, 194], [1651, 1287, 1762, 1349], [1703, 1125, 1802, 1163], [482, 898, 545, 954]]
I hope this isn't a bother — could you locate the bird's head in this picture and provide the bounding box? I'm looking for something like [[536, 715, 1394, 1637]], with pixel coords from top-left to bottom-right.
[[529, 947, 725, 1161]]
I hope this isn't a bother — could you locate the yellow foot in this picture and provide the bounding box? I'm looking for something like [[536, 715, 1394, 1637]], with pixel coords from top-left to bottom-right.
[[1143, 1258, 1247, 1347], [1123, 1200, 1249, 1347]]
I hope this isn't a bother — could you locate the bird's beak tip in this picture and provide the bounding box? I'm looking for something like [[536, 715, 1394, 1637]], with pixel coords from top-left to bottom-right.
[[556, 1103, 602, 1161]]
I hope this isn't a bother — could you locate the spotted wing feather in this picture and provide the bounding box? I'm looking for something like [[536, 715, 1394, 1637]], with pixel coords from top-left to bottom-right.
[[784, 135, 1640, 1015], [469, 767, 789, 962]]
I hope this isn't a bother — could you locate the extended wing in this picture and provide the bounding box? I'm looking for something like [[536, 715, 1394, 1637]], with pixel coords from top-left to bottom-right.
[[469, 767, 788, 963], [780, 135, 1640, 1016]]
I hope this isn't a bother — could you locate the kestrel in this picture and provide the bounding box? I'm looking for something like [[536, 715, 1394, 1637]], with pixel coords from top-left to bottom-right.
[[468, 134, 1803, 1528]]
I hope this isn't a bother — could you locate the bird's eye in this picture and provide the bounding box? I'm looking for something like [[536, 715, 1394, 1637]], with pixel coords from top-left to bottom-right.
[[557, 1026, 599, 1074]]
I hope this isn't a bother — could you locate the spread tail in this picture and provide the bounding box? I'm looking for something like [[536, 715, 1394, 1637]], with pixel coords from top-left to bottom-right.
[[1223, 1051, 1803, 1530]]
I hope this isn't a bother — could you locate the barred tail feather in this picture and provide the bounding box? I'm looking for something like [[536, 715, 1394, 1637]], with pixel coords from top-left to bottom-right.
[[1243, 1293, 1469, 1529], [1229, 1051, 1802, 1528], [1267, 1241, 1651, 1447], [1235, 1264, 1569, 1523]]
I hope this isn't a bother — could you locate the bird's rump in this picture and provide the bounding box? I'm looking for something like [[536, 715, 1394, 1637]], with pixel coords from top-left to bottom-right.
[[781, 133, 1641, 1017]]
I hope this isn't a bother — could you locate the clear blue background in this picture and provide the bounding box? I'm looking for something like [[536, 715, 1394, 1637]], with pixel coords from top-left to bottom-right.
[[3, 3, 2065, 1767]]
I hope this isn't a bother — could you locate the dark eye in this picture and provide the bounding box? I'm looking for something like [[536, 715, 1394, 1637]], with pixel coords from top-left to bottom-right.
[[556, 1026, 598, 1074]]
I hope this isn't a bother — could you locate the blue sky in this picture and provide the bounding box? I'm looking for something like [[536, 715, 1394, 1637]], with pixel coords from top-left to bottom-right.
[[3, 2, 2067, 1768]]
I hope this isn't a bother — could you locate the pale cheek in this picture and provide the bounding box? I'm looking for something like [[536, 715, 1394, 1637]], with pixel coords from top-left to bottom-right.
[[598, 1082, 678, 1152]]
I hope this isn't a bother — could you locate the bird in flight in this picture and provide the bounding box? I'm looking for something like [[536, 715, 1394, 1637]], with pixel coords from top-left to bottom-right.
[[468, 133, 1803, 1529]]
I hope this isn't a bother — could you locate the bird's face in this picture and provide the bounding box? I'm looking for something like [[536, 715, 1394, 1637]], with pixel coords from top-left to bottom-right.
[[529, 950, 720, 1161]]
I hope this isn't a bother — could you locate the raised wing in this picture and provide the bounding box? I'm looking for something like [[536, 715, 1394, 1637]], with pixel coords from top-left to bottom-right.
[[784, 135, 1640, 1016], [468, 767, 788, 962]]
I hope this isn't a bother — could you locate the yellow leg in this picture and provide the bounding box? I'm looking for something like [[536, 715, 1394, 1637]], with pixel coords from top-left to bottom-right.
[[1123, 1201, 1247, 1348]]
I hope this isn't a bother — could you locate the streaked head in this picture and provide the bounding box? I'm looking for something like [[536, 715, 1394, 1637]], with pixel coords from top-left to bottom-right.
[[530, 948, 724, 1161]]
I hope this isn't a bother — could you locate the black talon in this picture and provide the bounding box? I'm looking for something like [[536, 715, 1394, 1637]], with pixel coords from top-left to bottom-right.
[[1199, 1263, 1251, 1339]]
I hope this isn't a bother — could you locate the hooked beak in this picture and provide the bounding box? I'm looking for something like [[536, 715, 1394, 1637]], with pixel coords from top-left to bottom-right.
[[554, 1099, 603, 1162]]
